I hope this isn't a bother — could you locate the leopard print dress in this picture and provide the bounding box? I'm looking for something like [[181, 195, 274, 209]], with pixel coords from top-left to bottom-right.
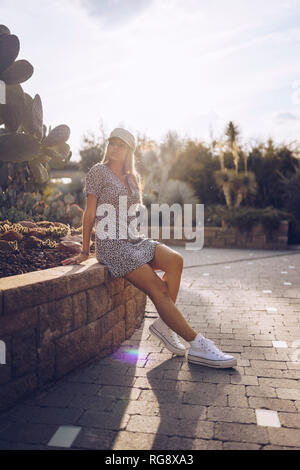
[[84, 163, 161, 278]]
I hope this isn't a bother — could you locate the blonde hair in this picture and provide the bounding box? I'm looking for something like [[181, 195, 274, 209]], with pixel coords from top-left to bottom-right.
[[100, 142, 143, 204]]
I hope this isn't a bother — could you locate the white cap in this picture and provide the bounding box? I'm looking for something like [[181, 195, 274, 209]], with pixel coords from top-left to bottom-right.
[[108, 128, 136, 151]]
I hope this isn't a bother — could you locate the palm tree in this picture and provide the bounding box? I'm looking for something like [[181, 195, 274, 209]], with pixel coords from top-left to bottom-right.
[[214, 169, 257, 208], [217, 138, 225, 171], [214, 169, 235, 208], [232, 139, 240, 174], [233, 172, 257, 208], [214, 123, 257, 208], [225, 121, 240, 152]]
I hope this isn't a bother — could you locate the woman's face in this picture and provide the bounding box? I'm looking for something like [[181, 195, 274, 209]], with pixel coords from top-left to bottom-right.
[[107, 137, 129, 163]]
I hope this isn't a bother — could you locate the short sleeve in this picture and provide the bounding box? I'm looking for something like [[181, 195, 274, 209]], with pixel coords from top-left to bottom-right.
[[84, 164, 104, 198]]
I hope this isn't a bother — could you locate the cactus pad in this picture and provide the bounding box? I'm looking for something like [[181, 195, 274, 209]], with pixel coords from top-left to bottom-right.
[[0, 34, 20, 75]]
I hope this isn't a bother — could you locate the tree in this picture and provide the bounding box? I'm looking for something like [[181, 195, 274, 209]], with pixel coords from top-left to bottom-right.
[[280, 168, 300, 243], [247, 142, 299, 208], [79, 120, 107, 173], [225, 121, 240, 152], [170, 139, 221, 205], [214, 123, 257, 208]]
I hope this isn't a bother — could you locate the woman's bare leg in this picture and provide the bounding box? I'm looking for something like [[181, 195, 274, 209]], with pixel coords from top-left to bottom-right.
[[150, 289, 197, 342], [149, 244, 183, 304], [125, 262, 197, 342], [161, 271, 180, 304]]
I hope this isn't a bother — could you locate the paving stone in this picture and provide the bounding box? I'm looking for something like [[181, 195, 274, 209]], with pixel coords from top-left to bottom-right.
[[246, 385, 277, 398], [0, 422, 58, 445], [77, 409, 130, 430], [126, 415, 214, 439], [214, 422, 269, 444], [231, 375, 259, 385], [1, 404, 83, 425], [244, 367, 300, 379], [183, 391, 227, 407], [249, 360, 288, 370], [166, 436, 223, 450], [139, 389, 185, 404], [134, 377, 180, 391], [248, 397, 297, 412], [295, 401, 300, 412], [262, 444, 300, 450], [112, 431, 168, 450], [276, 388, 300, 400], [228, 395, 249, 408], [93, 374, 137, 387], [258, 377, 300, 389], [72, 427, 117, 450], [112, 399, 161, 416], [267, 427, 300, 447], [97, 385, 141, 401], [278, 412, 300, 428], [223, 441, 261, 450], [67, 394, 116, 412], [160, 403, 207, 420], [207, 406, 256, 424]]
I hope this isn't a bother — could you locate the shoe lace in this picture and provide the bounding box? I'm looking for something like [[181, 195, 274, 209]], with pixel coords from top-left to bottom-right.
[[197, 336, 223, 357], [169, 329, 182, 346], [198, 336, 213, 352]]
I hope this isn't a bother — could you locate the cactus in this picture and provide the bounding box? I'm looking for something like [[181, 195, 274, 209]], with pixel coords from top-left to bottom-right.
[[23, 193, 37, 211], [28, 158, 48, 184], [1, 84, 25, 132], [56, 201, 66, 219], [68, 203, 83, 228], [43, 125, 70, 147], [0, 25, 10, 35], [0, 163, 9, 187], [63, 193, 75, 205], [1, 59, 34, 85], [0, 32, 21, 75], [0, 178, 83, 228], [0, 24, 72, 191]]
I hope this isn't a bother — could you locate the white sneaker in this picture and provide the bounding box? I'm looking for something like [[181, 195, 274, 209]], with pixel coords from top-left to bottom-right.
[[187, 333, 237, 368], [149, 318, 186, 356]]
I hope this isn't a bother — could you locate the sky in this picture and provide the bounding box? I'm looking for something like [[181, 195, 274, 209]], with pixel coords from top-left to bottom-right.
[[1, 0, 300, 160]]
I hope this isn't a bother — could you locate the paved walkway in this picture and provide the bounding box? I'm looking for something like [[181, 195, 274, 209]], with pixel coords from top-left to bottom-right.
[[0, 247, 300, 450]]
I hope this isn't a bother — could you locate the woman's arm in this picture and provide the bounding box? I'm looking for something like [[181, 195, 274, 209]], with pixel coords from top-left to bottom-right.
[[61, 190, 98, 265], [81, 194, 97, 254]]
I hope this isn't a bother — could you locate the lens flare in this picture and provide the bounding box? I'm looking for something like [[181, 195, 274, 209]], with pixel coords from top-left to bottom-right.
[[111, 346, 140, 364]]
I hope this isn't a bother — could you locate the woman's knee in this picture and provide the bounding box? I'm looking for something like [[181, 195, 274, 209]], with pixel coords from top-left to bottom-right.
[[124, 263, 170, 298], [148, 277, 170, 300], [171, 252, 184, 272]]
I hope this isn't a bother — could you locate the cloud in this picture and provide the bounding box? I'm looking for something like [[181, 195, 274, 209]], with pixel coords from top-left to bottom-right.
[[275, 111, 300, 122], [79, 0, 153, 29]]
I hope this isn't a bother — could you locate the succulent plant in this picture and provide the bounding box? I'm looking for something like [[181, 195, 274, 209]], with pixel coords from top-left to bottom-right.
[[68, 203, 83, 228], [0, 27, 33, 85], [63, 193, 75, 205], [0, 24, 72, 189]]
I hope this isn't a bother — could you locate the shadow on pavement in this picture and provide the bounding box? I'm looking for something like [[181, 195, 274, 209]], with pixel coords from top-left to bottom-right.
[[147, 357, 241, 450]]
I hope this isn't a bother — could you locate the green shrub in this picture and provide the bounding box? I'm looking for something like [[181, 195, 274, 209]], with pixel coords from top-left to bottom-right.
[[204, 205, 226, 226], [222, 206, 294, 233], [204, 205, 295, 233]]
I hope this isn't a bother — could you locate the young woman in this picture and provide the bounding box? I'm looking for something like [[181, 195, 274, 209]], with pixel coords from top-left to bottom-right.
[[61, 128, 237, 368]]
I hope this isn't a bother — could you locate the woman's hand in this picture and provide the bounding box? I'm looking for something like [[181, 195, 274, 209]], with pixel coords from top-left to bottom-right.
[[61, 252, 89, 266]]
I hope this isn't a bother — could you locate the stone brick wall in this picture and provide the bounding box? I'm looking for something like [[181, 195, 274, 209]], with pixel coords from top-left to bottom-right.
[[0, 259, 146, 412], [151, 221, 289, 250]]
